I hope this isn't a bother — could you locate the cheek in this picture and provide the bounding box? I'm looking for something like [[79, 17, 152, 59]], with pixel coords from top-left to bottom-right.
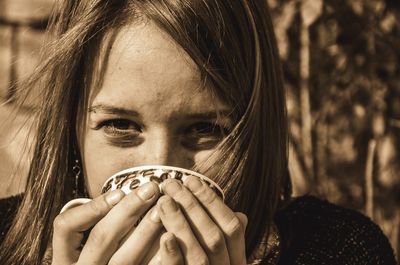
[[82, 134, 136, 197]]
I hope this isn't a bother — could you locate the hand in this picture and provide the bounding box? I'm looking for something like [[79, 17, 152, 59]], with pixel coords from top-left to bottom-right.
[[51, 182, 162, 265], [152, 177, 248, 265]]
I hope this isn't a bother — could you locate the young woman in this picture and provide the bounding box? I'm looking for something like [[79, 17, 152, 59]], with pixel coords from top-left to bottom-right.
[[0, 0, 396, 264]]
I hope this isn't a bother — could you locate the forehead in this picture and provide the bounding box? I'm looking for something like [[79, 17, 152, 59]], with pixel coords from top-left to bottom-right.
[[108, 21, 200, 82], [88, 21, 221, 113]]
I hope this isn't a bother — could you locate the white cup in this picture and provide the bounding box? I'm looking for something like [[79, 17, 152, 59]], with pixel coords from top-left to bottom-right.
[[60, 198, 92, 213], [60, 165, 224, 214], [101, 165, 225, 201]]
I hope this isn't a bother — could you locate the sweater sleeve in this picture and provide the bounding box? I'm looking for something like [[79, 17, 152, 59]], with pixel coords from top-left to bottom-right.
[[0, 195, 23, 245], [275, 196, 397, 265]]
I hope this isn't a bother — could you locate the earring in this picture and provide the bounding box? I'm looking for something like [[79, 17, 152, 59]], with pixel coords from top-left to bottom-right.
[[72, 157, 81, 198]]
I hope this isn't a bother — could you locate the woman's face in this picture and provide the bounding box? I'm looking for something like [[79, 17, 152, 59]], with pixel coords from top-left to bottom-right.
[[79, 21, 232, 197]]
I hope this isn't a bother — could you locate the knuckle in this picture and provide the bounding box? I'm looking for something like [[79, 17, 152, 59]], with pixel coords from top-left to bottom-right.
[[196, 255, 210, 265], [88, 225, 109, 246], [119, 195, 147, 214], [117, 199, 133, 213], [236, 212, 248, 229], [225, 216, 243, 239], [174, 216, 190, 230], [53, 214, 69, 232], [89, 198, 109, 217], [205, 230, 225, 254], [177, 191, 197, 211], [201, 189, 218, 206]]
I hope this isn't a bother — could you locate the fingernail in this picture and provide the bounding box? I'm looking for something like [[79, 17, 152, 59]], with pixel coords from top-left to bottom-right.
[[164, 233, 178, 253], [185, 176, 204, 193], [138, 182, 157, 200], [162, 180, 182, 195], [160, 196, 178, 214], [150, 208, 161, 222], [105, 190, 125, 206]]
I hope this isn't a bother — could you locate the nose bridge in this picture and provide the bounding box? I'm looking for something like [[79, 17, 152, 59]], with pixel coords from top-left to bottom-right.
[[137, 127, 195, 169], [151, 133, 172, 165], [143, 129, 177, 166]]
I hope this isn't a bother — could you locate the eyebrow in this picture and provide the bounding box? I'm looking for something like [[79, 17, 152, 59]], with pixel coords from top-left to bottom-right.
[[184, 111, 231, 120], [88, 104, 140, 117], [89, 104, 232, 120]]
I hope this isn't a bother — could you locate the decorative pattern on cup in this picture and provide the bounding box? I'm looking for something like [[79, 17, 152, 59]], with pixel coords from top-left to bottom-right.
[[101, 165, 225, 201]]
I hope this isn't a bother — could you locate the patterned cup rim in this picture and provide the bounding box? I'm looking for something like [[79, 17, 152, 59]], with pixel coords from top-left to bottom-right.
[[101, 165, 225, 201]]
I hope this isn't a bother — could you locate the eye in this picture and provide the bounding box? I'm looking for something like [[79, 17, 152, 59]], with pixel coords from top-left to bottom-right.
[[182, 122, 228, 150], [187, 122, 226, 135], [99, 119, 142, 136]]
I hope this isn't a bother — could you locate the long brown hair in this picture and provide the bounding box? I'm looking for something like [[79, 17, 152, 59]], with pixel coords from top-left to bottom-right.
[[0, 0, 290, 264]]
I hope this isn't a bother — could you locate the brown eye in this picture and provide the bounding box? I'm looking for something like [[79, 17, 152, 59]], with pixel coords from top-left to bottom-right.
[[182, 122, 228, 150], [101, 119, 142, 136], [187, 122, 226, 136]]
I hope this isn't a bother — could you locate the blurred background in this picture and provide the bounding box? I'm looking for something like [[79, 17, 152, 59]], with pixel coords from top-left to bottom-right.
[[0, 0, 399, 259]]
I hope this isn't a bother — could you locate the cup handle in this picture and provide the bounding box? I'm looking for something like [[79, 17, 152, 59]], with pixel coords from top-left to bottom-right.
[[60, 198, 92, 214]]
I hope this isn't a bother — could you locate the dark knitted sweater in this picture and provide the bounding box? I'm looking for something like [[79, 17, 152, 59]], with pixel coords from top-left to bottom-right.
[[274, 196, 396, 265], [0, 195, 396, 264]]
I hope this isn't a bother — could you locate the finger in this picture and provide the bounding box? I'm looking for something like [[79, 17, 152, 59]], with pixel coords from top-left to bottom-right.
[[146, 233, 184, 265], [184, 176, 247, 265], [235, 212, 248, 231], [77, 182, 160, 265], [109, 207, 163, 265], [163, 180, 229, 264], [160, 232, 184, 265], [141, 235, 163, 265], [52, 190, 125, 265], [147, 253, 162, 265], [157, 195, 208, 265]]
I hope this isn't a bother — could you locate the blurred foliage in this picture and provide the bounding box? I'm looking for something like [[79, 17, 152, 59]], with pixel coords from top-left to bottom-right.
[[268, 0, 400, 257]]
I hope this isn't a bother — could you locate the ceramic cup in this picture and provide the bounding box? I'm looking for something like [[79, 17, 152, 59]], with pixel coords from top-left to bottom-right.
[[101, 165, 224, 200], [60, 165, 224, 213], [60, 198, 92, 213]]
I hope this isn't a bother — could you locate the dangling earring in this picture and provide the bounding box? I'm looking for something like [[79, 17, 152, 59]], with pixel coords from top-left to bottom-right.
[[72, 157, 81, 199]]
